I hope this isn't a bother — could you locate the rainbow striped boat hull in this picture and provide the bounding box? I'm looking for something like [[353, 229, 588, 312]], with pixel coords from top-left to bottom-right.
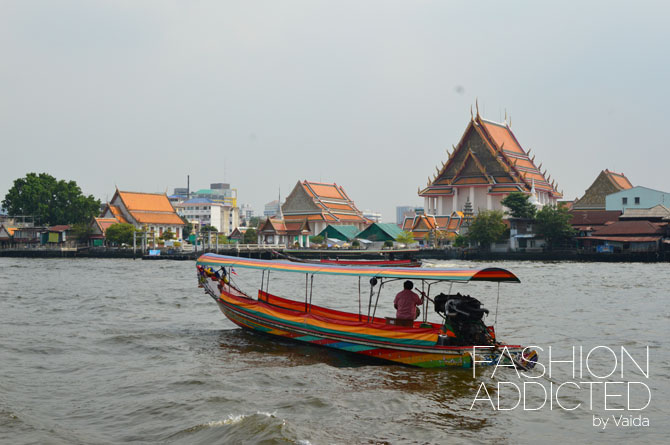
[[207, 284, 528, 369]]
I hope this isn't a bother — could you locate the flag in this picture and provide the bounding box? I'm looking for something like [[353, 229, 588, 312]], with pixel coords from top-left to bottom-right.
[[230, 267, 238, 276]]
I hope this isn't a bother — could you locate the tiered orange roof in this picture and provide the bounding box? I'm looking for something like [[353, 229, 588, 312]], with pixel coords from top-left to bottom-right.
[[105, 190, 184, 226], [405, 213, 465, 241], [259, 218, 310, 236], [282, 181, 369, 224], [419, 112, 562, 198], [103, 204, 129, 224]]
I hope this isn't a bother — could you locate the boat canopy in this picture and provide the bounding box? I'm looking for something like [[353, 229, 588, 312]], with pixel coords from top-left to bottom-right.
[[196, 254, 520, 283]]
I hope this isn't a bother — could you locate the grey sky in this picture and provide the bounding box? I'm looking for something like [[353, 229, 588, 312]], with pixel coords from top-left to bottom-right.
[[2, 1, 668, 221]]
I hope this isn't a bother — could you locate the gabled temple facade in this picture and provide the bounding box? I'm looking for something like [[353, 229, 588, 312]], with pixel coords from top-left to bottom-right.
[[101, 189, 185, 239], [573, 169, 633, 210], [257, 218, 311, 247], [419, 112, 562, 217], [281, 180, 369, 236]]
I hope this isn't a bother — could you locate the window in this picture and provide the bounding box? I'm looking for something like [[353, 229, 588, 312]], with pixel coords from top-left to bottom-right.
[[634, 197, 640, 204], [622, 197, 628, 205]]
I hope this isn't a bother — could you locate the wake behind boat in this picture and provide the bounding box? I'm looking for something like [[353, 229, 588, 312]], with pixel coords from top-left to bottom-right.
[[196, 254, 537, 369]]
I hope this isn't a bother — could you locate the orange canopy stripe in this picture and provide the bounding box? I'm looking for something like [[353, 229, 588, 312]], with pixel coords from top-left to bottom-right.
[[197, 254, 520, 282]]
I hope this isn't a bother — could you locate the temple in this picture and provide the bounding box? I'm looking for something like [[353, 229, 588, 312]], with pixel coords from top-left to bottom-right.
[[101, 189, 185, 238], [572, 169, 633, 210], [280, 180, 369, 236], [419, 109, 562, 216]]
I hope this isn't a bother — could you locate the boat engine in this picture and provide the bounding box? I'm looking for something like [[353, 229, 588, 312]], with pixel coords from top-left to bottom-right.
[[433, 293, 492, 346]]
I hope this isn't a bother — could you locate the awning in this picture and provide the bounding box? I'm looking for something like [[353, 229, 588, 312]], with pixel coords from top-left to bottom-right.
[[197, 254, 520, 282]]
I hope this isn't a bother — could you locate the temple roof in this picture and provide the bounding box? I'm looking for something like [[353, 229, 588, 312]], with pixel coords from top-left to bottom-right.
[[282, 180, 369, 224], [572, 170, 633, 210], [109, 190, 184, 226], [93, 217, 118, 235], [419, 113, 561, 198]]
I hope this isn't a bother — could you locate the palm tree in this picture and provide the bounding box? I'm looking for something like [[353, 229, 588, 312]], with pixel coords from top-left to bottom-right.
[[395, 231, 416, 245]]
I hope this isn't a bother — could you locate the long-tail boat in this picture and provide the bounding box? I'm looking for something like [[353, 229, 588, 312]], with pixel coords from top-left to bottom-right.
[[196, 254, 537, 369], [317, 258, 421, 267]]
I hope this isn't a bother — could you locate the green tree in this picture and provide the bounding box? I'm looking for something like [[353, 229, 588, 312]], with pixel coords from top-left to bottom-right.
[[200, 225, 218, 233], [466, 210, 506, 250], [243, 228, 257, 244], [395, 231, 416, 245], [453, 234, 468, 248], [534, 205, 575, 249], [182, 222, 193, 240], [160, 229, 175, 241], [383, 240, 394, 248], [247, 216, 261, 228], [501, 191, 537, 219], [71, 222, 94, 243], [105, 223, 138, 246], [217, 234, 230, 244], [309, 235, 324, 244], [2, 173, 101, 225], [351, 239, 360, 249]]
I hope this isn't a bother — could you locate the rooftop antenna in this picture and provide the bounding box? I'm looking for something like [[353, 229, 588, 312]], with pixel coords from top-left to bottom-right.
[[187, 175, 190, 200]]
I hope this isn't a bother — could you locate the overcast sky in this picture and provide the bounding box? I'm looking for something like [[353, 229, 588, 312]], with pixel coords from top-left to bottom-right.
[[2, 1, 668, 222]]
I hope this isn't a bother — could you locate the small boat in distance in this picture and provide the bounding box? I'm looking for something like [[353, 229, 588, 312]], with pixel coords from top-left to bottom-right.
[[273, 250, 421, 267], [196, 254, 537, 369], [318, 258, 420, 267]]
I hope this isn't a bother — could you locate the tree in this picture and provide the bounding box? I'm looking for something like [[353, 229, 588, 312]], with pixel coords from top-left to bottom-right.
[[243, 228, 257, 244], [200, 225, 218, 233], [501, 192, 537, 219], [247, 216, 262, 228], [182, 222, 193, 240], [160, 229, 175, 241], [309, 235, 324, 244], [395, 231, 416, 245], [217, 234, 230, 244], [71, 222, 94, 243], [466, 210, 506, 250], [534, 205, 575, 249], [105, 223, 138, 246], [383, 240, 394, 248], [2, 173, 101, 226], [453, 234, 468, 248]]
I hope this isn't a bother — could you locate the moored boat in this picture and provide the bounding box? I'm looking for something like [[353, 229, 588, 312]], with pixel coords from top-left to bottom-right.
[[317, 258, 421, 267], [196, 254, 537, 369]]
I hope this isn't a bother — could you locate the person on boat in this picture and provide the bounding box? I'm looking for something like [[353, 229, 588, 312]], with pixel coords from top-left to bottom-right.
[[394, 280, 424, 320]]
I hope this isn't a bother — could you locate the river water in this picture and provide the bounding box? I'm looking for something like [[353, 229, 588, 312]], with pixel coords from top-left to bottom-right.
[[0, 257, 667, 444]]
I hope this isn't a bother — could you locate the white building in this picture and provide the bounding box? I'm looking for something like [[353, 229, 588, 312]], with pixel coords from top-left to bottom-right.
[[175, 198, 240, 235]]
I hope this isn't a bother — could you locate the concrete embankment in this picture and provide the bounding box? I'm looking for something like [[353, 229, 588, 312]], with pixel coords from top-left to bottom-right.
[[1, 247, 667, 262]]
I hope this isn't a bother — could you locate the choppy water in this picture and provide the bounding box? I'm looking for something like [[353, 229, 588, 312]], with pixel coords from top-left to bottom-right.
[[0, 258, 668, 444]]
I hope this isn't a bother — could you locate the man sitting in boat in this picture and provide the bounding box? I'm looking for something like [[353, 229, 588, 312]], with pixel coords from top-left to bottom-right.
[[394, 280, 424, 320]]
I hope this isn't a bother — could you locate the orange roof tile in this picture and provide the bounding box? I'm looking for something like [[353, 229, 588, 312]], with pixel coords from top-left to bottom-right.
[[94, 218, 119, 234], [447, 219, 461, 230], [118, 191, 175, 212], [304, 183, 344, 200], [108, 205, 128, 223], [130, 211, 185, 225], [323, 202, 356, 211], [605, 169, 633, 190], [481, 120, 525, 155]]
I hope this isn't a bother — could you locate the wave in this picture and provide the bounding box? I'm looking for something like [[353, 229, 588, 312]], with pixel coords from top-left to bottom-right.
[[166, 411, 311, 444]]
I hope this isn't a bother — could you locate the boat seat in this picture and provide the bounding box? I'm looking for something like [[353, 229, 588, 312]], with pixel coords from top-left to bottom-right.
[[385, 317, 414, 327]]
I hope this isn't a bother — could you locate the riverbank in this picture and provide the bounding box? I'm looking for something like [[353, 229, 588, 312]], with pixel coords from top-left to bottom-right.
[[1, 246, 668, 262]]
